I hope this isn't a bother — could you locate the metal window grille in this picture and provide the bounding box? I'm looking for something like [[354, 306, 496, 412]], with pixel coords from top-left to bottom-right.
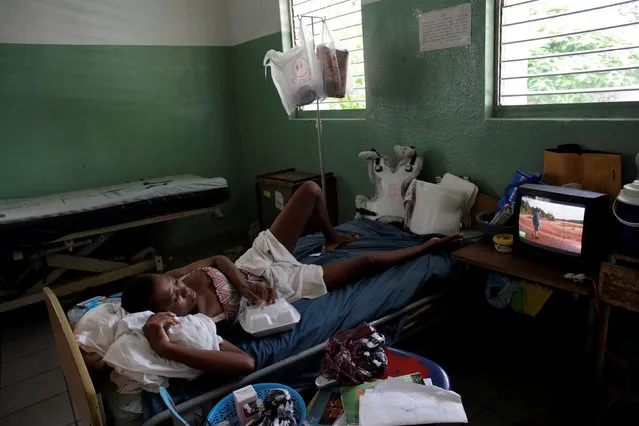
[[290, 0, 366, 110], [497, 0, 639, 106]]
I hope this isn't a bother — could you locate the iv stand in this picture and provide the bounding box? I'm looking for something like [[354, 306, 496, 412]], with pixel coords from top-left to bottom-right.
[[299, 15, 327, 197]]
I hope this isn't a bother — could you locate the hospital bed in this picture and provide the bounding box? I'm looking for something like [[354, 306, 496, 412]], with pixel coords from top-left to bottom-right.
[[45, 219, 457, 426], [1, 175, 229, 312]]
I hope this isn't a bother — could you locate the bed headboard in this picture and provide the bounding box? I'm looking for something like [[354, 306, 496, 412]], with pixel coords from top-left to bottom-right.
[[43, 287, 103, 426]]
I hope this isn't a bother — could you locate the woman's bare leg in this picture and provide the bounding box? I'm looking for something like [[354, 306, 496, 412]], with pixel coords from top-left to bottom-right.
[[269, 181, 356, 253], [322, 233, 463, 290]]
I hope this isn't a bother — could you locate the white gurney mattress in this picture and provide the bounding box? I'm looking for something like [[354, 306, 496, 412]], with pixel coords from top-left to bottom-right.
[[0, 175, 230, 246]]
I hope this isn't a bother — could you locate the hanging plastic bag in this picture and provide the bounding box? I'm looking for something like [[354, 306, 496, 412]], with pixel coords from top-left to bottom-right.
[[263, 20, 323, 115], [317, 21, 353, 98]]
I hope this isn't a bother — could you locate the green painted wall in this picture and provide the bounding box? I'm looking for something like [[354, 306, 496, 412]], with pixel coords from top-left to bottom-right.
[[233, 0, 639, 223], [2, 0, 638, 248], [0, 44, 244, 245]]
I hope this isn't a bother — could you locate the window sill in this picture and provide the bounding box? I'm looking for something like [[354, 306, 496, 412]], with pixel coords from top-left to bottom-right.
[[290, 108, 367, 121], [491, 102, 639, 121]]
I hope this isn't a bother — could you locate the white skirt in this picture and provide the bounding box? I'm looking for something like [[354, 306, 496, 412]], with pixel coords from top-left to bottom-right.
[[234, 230, 326, 302]]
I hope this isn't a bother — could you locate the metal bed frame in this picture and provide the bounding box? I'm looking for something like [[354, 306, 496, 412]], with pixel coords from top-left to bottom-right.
[[2, 206, 222, 312], [142, 292, 443, 426]]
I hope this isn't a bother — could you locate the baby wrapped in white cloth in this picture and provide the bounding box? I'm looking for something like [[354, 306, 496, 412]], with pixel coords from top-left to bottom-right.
[[74, 304, 223, 393]]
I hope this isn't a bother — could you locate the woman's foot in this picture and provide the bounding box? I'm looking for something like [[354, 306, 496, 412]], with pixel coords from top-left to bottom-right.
[[323, 233, 359, 251]]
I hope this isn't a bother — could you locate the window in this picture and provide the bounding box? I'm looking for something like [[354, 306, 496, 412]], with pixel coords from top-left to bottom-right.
[[496, 0, 639, 106], [290, 0, 366, 110]]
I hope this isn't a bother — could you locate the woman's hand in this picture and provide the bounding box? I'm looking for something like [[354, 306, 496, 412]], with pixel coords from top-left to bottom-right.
[[240, 282, 275, 307], [424, 233, 464, 250], [143, 312, 180, 355]]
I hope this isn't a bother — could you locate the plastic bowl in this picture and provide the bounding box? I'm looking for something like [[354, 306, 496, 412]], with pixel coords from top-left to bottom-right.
[[207, 383, 306, 426]]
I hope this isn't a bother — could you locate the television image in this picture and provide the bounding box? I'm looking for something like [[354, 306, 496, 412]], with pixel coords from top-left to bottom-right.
[[514, 184, 610, 270], [518, 196, 585, 255]]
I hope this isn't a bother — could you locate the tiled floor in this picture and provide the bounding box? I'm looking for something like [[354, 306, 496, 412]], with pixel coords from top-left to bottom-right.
[[0, 305, 76, 426]]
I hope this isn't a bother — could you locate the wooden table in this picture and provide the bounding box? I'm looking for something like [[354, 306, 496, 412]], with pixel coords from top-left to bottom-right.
[[452, 242, 597, 373], [452, 243, 591, 295]]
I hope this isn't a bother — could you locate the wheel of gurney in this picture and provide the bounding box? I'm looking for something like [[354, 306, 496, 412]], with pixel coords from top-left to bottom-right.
[[382, 347, 451, 390], [207, 383, 306, 426]]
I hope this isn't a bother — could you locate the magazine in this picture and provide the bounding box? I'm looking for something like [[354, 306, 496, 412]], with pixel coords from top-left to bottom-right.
[[306, 387, 345, 426]]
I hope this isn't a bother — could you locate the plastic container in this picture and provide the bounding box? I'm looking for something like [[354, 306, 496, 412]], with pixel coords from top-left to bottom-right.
[[476, 212, 515, 237], [238, 299, 300, 337], [207, 384, 306, 426], [613, 160, 639, 255]]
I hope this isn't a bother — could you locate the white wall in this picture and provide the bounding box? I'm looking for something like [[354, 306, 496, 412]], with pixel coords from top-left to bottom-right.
[[0, 0, 230, 46], [229, 0, 282, 46]]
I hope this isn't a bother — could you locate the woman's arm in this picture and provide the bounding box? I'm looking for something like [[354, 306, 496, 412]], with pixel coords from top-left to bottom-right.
[[143, 312, 255, 374], [211, 256, 274, 305]]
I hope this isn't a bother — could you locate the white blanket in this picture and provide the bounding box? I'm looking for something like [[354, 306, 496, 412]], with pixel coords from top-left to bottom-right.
[[74, 305, 223, 394]]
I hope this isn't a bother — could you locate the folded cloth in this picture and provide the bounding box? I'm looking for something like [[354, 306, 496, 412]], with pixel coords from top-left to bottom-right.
[[439, 173, 478, 228], [359, 378, 467, 425], [102, 312, 223, 394]]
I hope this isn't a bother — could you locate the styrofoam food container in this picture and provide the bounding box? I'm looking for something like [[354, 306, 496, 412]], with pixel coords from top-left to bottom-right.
[[238, 299, 301, 337]]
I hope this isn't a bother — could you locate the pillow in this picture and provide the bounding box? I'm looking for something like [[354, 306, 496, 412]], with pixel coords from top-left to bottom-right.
[[439, 173, 478, 228], [405, 180, 466, 235]]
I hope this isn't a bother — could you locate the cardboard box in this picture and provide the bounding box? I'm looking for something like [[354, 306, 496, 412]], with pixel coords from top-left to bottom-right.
[[543, 149, 622, 198]]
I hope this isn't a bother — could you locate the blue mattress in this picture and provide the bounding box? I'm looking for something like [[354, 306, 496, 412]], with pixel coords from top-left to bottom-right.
[[143, 219, 452, 419]]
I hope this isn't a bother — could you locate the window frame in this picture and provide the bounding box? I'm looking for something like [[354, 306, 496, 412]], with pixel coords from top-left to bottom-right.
[[287, 0, 367, 120], [491, 0, 639, 120]]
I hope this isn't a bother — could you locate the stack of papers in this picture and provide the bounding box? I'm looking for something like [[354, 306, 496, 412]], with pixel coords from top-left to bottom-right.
[[358, 377, 468, 425]]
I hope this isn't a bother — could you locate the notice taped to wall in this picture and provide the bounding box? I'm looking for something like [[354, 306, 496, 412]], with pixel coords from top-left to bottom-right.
[[420, 3, 471, 52]]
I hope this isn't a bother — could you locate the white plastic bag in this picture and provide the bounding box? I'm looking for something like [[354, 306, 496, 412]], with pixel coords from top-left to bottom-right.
[[317, 21, 353, 98], [264, 20, 323, 115]]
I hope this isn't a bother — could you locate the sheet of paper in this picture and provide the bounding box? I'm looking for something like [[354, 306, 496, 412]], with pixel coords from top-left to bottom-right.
[[359, 387, 468, 426], [420, 3, 471, 52]]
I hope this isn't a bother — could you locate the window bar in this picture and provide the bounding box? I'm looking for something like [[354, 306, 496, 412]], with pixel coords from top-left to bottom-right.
[[302, 0, 354, 16], [502, 22, 639, 45], [293, 0, 316, 7], [326, 10, 361, 22], [503, 0, 539, 8], [295, 22, 362, 38], [502, 64, 639, 80], [340, 34, 364, 42], [502, 44, 639, 63], [502, 0, 639, 27], [501, 85, 639, 97]]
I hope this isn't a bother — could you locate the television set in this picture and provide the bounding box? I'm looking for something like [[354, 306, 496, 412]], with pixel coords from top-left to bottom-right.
[[514, 184, 610, 270]]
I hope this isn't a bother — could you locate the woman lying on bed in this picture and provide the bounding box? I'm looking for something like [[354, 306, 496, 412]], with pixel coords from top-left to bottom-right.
[[121, 181, 462, 376]]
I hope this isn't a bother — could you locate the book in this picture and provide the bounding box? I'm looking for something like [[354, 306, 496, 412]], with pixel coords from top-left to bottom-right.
[[306, 387, 345, 426], [340, 373, 425, 426]]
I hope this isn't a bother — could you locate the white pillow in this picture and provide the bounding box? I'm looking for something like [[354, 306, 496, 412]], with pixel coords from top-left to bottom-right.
[[74, 303, 126, 357], [439, 173, 478, 228], [406, 180, 466, 235]]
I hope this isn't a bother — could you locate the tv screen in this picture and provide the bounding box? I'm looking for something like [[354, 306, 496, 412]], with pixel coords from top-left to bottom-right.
[[518, 195, 586, 256]]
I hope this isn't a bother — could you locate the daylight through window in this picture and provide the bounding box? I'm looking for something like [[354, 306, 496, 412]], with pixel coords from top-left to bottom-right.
[[290, 0, 366, 110], [497, 0, 639, 106]]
